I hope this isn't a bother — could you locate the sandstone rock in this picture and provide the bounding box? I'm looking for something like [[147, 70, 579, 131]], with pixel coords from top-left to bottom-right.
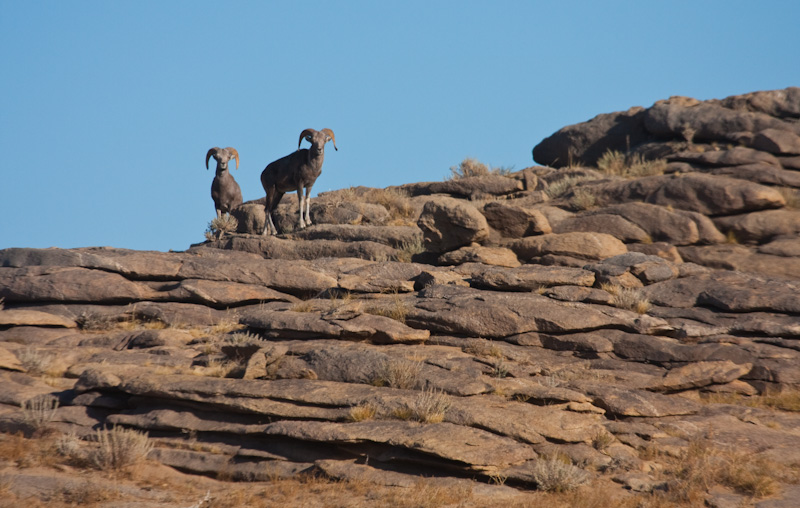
[[509, 232, 627, 262], [706, 163, 800, 188], [759, 237, 800, 257], [0, 309, 77, 328], [262, 420, 536, 470], [649, 361, 753, 392], [286, 224, 422, 248], [437, 245, 521, 268], [408, 285, 669, 338], [0, 347, 25, 372], [399, 175, 523, 199], [0, 266, 155, 304], [469, 264, 595, 291], [588, 203, 700, 245], [627, 242, 683, 263], [669, 146, 781, 167], [553, 214, 651, 243], [713, 209, 800, 244], [240, 309, 430, 344], [201, 234, 398, 263], [644, 100, 800, 143], [678, 245, 800, 279], [595, 173, 786, 217], [482, 202, 551, 238], [161, 278, 299, 307], [583, 385, 700, 417], [751, 128, 800, 155], [416, 197, 490, 253], [532, 106, 650, 168]]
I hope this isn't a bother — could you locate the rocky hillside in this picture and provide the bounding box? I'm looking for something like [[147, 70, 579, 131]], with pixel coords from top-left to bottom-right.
[[1, 87, 799, 507]]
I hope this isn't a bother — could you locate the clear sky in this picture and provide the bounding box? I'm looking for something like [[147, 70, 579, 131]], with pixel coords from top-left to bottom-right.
[[2, 1, 798, 252]]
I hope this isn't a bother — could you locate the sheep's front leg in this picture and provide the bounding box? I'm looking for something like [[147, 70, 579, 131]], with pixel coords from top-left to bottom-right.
[[304, 187, 313, 227], [297, 186, 307, 229]]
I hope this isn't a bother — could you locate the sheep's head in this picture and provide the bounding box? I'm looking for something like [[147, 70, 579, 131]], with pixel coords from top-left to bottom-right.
[[298, 128, 337, 157], [205, 147, 240, 171]]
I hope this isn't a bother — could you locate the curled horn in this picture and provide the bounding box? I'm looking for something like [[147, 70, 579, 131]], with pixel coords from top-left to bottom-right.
[[205, 147, 219, 170], [298, 129, 317, 150], [321, 128, 337, 151], [226, 147, 240, 169]]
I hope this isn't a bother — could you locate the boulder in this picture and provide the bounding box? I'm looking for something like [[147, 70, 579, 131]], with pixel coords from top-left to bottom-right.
[[648, 361, 752, 393], [678, 245, 800, 279], [588, 203, 700, 245], [437, 245, 521, 268], [286, 224, 422, 249], [398, 175, 523, 199], [0, 309, 77, 328], [532, 106, 651, 168], [416, 197, 490, 253], [643, 100, 800, 142], [713, 210, 800, 244], [751, 128, 800, 155], [553, 213, 651, 243], [509, 232, 627, 262], [200, 234, 398, 263], [482, 202, 551, 238]]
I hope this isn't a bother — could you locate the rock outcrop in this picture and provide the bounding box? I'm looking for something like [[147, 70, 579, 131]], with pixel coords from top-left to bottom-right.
[[2, 87, 799, 506]]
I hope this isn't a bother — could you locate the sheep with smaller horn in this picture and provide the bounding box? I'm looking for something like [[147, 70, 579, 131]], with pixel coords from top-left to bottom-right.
[[261, 128, 337, 235], [205, 147, 243, 217]]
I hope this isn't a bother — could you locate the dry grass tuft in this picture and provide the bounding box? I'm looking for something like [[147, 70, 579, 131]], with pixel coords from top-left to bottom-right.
[[777, 187, 800, 209], [602, 284, 651, 314], [20, 394, 59, 430], [374, 357, 423, 390], [205, 214, 238, 241], [532, 456, 590, 492], [394, 237, 425, 263], [365, 292, 409, 324], [597, 150, 666, 178], [348, 403, 378, 422], [464, 339, 503, 358], [570, 187, 599, 210], [665, 434, 780, 502], [16, 347, 55, 376], [88, 426, 153, 471], [448, 157, 511, 180], [702, 388, 800, 412], [362, 187, 416, 225], [407, 387, 452, 423]]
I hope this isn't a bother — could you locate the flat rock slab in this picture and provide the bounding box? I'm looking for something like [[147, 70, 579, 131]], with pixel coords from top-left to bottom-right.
[[0, 309, 77, 328], [649, 361, 752, 392], [580, 384, 701, 417], [408, 285, 670, 338], [240, 309, 429, 344], [263, 420, 536, 470], [509, 232, 627, 262], [468, 265, 595, 291]]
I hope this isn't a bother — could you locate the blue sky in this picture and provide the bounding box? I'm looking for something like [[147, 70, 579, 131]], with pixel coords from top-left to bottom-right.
[[2, 1, 798, 252]]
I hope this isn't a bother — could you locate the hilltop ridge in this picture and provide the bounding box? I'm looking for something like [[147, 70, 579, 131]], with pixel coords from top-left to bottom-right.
[[1, 87, 799, 507]]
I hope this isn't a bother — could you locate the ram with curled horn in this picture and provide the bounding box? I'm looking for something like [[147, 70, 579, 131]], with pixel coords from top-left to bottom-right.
[[260, 128, 337, 235], [205, 147, 243, 218]]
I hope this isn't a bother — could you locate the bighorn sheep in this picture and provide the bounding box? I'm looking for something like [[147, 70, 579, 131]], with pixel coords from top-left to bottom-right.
[[205, 147, 243, 217], [260, 128, 337, 235]]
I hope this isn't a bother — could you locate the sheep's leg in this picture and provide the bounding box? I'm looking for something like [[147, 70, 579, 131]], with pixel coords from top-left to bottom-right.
[[216, 209, 222, 219], [263, 188, 280, 236], [304, 187, 313, 226], [296, 186, 306, 229]]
